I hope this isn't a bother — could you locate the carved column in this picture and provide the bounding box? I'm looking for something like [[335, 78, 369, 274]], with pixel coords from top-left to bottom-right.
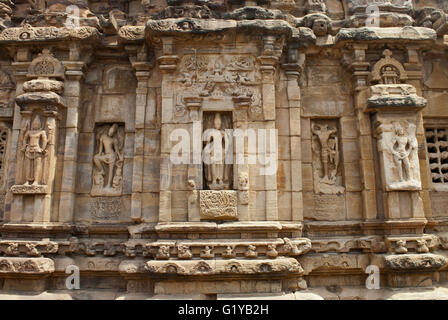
[[233, 96, 250, 221], [158, 36, 179, 223], [282, 44, 305, 228], [58, 43, 85, 223], [342, 44, 378, 226], [127, 45, 152, 223], [10, 49, 66, 223], [258, 35, 279, 221], [3, 47, 31, 222]]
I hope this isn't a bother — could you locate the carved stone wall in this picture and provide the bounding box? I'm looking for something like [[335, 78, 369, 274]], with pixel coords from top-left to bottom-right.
[[0, 0, 447, 300]]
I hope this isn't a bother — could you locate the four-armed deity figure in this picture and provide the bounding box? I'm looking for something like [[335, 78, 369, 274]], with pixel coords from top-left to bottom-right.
[[391, 123, 412, 182], [22, 116, 47, 186], [93, 123, 123, 190], [204, 113, 231, 190]]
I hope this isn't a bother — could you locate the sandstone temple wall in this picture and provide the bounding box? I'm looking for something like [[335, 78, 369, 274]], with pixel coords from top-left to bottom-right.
[[0, 0, 447, 299]]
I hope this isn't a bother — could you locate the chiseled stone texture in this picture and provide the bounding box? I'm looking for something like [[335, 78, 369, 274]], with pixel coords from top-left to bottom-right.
[[0, 0, 448, 300]]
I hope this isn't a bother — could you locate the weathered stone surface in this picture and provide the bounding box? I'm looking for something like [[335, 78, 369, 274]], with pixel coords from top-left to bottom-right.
[[0, 257, 54, 274], [336, 27, 436, 43], [0, 0, 447, 301], [385, 254, 448, 271]]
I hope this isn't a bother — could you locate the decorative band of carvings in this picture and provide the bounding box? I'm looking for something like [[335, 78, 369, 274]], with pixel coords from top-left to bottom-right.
[[10, 184, 49, 195], [1, 234, 447, 258], [0, 257, 55, 274], [118, 258, 303, 276], [385, 254, 448, 272], [0, 26, 100, 43]]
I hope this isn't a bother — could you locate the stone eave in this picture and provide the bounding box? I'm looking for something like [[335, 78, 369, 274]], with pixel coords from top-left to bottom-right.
[[117, 18, 316, 48], [15, 91, 65, 110], [118, 257, 304, 277], [366, 95, 427, 111], [0, 26, 101, 44], [335, 26, 437, 45], [348, 3, 412, 16]]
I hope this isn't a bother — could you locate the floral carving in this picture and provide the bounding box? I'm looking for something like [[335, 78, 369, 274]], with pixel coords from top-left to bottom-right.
[[199, 190, 238, 221]]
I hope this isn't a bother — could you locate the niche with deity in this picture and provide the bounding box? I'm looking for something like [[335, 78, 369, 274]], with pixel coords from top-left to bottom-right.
[[91, 123, 125, 197], [202, 112, 233, 190], [14, 114, 55, 193]]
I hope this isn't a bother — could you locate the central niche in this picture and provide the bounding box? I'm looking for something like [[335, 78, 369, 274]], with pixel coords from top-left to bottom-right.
[[202, 111, 233, 190]]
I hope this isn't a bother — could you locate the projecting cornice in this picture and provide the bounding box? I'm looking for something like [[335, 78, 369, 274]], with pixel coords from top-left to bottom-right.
[[0, 25, 100, 44], [335, 26, 437, 45]]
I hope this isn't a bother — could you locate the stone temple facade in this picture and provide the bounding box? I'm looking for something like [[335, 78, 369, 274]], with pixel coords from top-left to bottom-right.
[[0, 0, 448, 300]]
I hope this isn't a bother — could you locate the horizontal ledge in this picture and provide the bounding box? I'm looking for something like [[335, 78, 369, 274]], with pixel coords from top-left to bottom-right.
[[154, 221, 302, 233], [335, 27, 437, 44]]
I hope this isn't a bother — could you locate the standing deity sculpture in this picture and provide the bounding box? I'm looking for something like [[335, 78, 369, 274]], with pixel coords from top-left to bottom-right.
[[91, 123, 124, 196], [311, 122, 344, 194], [203, 113, 232, 190], [391, 123, 413, 182], [21, 116, 48, 186], [375, 120, 421, 191]]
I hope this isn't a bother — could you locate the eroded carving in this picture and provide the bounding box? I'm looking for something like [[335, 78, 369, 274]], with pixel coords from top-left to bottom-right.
[[199, 190, 238, 221], [311, 121, 344, 194], [91, 123, 125, 196], [89, 197, 122, 220], [375, 120, 421, 191]]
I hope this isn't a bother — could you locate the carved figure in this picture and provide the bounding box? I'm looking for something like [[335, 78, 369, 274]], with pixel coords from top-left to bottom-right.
[[92, 124, 124, 196], [395, 240, 408, 254], [245, 245, 258, 258], [200, 246, 214, 259], [203, 113, 232, 190], [391, 123, 413, 182], [22, 117, 48, 186], [312, 122, 344, 194], [381, 66, 400, 85], [177, 245, 192, 259], [266, 244, 278, 258], [222, 245, 235, 258]]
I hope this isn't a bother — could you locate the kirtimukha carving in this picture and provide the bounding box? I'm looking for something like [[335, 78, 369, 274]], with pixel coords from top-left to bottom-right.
[[91, 123, 125, 196], [311, 121, 344, 194], [203, 112, 232, 190], [375, 121, 421, 191]]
